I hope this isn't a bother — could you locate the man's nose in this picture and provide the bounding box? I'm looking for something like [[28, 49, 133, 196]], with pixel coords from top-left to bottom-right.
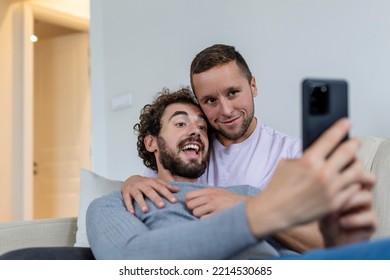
[[220, 99, 233, 116], [189, 123, 201, 136]]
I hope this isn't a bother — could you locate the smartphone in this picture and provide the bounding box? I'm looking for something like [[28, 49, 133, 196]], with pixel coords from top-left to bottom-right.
[[302, 79, 348, 150]]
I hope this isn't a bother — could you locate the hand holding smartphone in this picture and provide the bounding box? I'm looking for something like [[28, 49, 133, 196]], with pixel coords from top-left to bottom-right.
[[302, 79, 349, 150]]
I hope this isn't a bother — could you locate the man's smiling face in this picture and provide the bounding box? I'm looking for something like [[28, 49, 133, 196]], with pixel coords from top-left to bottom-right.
[[192, 61, 258, 146], [155, 103, 209, 179]]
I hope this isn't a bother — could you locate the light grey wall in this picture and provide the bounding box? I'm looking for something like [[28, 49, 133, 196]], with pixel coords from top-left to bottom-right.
[[91, 0, 390, 180]]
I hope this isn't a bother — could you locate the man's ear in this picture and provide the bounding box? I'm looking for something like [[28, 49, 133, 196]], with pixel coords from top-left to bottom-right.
[[144, 134, 157, 152], [251, 76, 258, 97]]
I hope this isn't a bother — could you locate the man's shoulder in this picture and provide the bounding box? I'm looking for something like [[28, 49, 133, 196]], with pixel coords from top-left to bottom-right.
[[256, 122, 302, 157], [88, 191, 123, 213], [258, 122, 300, 143]]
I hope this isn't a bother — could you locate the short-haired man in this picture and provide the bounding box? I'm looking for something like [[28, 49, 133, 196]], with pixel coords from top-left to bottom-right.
[[86, 88, 385, 260], [121, 44, 335, 251]]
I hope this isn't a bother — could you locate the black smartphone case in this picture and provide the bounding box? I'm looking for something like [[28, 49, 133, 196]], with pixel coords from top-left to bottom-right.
[[302, 79, 348, 150]]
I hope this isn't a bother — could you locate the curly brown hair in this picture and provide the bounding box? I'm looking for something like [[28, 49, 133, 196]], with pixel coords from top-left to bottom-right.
[[190, 44, 253, 93], [134, 87, 201, 171]]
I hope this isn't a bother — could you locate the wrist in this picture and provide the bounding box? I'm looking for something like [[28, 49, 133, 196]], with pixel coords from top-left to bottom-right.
[[245, 195, 290, 239]]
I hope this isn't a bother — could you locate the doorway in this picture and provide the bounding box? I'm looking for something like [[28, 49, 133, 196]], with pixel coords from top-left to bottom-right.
[[33, 20, 91, 219]]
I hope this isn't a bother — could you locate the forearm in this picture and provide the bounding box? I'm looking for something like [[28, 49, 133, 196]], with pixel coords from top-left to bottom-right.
[[273, 222, 324, 252], [86, 192, 259, 259]]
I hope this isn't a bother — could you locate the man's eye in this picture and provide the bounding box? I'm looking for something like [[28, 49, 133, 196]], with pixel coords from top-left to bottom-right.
[[176, 122, 186, 127], [205, 98, 216, 105], [199, 125, 207, 131], [228, 90, 238, 97]]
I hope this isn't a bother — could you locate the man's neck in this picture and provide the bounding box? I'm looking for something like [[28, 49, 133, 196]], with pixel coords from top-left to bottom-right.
[[157, 170, 199, 183]]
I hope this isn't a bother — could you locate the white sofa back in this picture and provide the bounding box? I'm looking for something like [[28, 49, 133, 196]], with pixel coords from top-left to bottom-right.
[[358, 136, 390, 239]]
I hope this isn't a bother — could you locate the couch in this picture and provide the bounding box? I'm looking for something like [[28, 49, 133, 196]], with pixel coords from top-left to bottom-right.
[[0, 136, 389, 258]]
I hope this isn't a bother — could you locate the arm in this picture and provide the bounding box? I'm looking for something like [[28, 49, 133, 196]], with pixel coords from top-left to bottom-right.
[[270, 133, 325, 252], [272, 222, 324, 252], [186, 187, 324, 251], [87, 122, 374, 260], [186, 120, 375, 252], [246, 119, 376, 243], [86, 191, 263, 260]]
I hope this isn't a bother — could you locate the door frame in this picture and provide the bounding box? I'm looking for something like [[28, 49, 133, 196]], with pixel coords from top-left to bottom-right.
[[16, 2, 89, 220]]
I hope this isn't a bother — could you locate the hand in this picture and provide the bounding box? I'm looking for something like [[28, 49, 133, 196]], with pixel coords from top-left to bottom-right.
[[320, 183, 377, 247], [246, 119, 376, 238], [121, 175, 180, 214], [272, 222, 325, 252], [185, 188, 249, 218]]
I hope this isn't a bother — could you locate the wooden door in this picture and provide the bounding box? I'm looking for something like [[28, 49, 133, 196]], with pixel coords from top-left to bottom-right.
[[33, 32, 90, 219]]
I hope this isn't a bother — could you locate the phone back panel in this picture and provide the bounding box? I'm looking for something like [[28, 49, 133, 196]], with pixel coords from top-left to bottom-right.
[[302, 79, 348, 150]]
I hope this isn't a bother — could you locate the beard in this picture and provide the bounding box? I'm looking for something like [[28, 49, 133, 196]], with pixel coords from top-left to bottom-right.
[[157, 136, 207, 179], [218, 102, 255, 141]]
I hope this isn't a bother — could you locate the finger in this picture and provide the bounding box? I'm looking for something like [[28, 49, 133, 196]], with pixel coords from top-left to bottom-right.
[[338, 191, 377, 230], [346, 228, 374, 242], [136, 179, 178, 206], [305, 118, 351, 160], [122, 192, 135, 214], [153, 180, 179, 203], [330, 183, 360, 212], [139, 187, 166, 208], [185, 188, 211, 200], [326, 138, 361, 173], [339, 210, 377, 230], [145, 179, 179, 203], [360, 171, 376, 191], [186, 195, 209, 210], [333, 160, 367, 193], [192, 204, 214, 218], [340, 189, 372, 213], [156, 179, 181, 193], [132, 190, 149, 213], [121, 175, 143, 192]]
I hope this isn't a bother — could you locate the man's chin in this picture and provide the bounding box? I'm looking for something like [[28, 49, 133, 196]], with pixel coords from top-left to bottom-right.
[[180, 154, 204, 163], [219, 130, 245, 141], [171, 165, 205, 179], [183, 161, 206, 178]]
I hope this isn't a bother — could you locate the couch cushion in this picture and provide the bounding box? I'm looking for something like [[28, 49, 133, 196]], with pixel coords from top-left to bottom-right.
[[371, 139, 390, 239], [357, 136, 383, 171], [0, 217, 77, 255], [75, 169, 122, 247], [358, 136, 390, 239]]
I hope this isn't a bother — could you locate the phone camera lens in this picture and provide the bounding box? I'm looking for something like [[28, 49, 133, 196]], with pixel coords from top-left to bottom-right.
[[310, 85, 329, 115]]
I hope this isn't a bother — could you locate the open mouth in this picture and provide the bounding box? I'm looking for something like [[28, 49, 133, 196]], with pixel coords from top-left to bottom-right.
[[182, 143, 200, 153], [181, 143, 201, 157]]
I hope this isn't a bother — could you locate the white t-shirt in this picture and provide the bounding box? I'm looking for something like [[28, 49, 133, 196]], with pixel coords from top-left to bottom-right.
[[199, 121, 302, 190], [144, 121, 302, 190]]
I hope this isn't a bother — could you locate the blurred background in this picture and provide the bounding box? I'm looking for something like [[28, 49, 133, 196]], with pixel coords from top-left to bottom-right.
[[1, 0, 389, 221]]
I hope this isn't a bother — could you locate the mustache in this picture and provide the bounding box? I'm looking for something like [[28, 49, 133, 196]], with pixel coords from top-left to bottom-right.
[[220, 113, 240, 121], [177, 135, 204, 149]]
